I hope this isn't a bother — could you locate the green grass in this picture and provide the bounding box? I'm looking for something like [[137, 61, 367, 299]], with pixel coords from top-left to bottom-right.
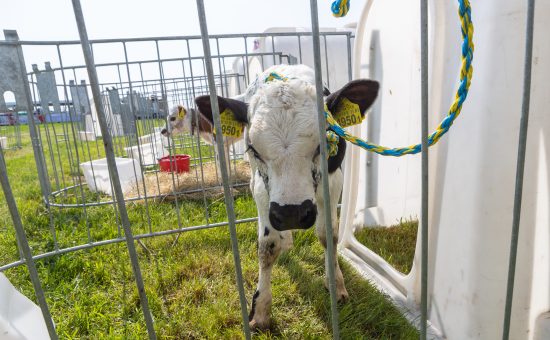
[[354, 220, 419, 274], [0, 123, 419, 339]]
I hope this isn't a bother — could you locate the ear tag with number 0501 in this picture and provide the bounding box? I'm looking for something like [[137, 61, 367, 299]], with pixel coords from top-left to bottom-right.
[[217, 108, 243, 138], [334, 97, 363, 128]]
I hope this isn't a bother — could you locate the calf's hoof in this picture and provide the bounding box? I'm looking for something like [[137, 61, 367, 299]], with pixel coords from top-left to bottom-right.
[[249, 318, 270, 331], [324, 280, 349, 302], [337, 287, 349, 302]]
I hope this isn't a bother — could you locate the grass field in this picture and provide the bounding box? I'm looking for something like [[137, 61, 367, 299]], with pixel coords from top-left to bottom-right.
[[0, 123, 419, 339], [354, 221, 418, 274]]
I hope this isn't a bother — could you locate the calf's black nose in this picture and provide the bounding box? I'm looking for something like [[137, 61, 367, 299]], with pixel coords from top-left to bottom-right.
[[269, 200, 317, 231], [161, 128, 168, 136]]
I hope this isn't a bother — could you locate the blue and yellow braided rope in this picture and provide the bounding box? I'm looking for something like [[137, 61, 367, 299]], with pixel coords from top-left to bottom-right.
[[325, 0, 474, 156], [264, 72, 288, 82], [331, 0, 350, 17]]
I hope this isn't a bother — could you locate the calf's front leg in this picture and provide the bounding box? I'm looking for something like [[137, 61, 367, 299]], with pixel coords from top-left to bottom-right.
[[315, 169, 348, 302], [249, 171, 292, 330]]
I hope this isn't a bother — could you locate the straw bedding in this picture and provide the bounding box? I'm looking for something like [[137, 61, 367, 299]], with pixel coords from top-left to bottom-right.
[[125, 161, 251, 201]]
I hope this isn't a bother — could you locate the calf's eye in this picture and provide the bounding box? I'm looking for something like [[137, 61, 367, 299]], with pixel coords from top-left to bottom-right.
[[313, 145, 320, 160], [247, 144, 263, 162], [170, 117, 177, 122]]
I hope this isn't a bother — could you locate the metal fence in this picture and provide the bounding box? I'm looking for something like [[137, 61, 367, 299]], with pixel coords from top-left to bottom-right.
[[0, 0, 537, 339], [0, 0, 355, 338]]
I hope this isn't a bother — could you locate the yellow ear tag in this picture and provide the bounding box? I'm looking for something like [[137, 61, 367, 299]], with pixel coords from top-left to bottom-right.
[[333, 97, 363, 128], [178, 107, 186, 118], [219, 108, 243, 138]]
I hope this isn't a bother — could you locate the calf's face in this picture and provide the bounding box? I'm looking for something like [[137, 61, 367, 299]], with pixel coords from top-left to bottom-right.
[[195, 77, 378, 231], [247, 80, 322, 231], [161, 105, 188, 137]]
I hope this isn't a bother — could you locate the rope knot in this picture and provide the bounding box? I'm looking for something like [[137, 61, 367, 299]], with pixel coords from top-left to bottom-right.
[[326, 130, 339, 157], [331, 0, 350, 17]]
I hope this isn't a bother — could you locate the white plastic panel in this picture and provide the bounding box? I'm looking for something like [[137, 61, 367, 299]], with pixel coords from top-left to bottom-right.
[[0, 273, 50, 340], [340, 0, 550, 339]]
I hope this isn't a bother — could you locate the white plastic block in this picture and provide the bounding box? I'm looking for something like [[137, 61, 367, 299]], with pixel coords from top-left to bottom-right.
[[0, 137, 8, 150], [125, 138, 168, 166], [84, 115, 97, 136], [139, 128, 167, 145], [80, 157, 143, 196], [78, 131, 96, 142], [0, 273, 51, 340]]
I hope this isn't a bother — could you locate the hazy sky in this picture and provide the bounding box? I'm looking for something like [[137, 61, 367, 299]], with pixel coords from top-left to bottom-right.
[[1, 0, 365, 41], [0, 0, 366, 109], [1, 0, 367, 106]]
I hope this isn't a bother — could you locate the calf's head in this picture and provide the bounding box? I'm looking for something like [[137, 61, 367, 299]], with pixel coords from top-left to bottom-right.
[[195, 78, 378, 231], [161, 105, 195, 137]]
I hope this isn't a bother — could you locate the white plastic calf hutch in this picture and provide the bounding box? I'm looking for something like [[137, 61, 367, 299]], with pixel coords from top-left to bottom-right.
[[339, 0, 549, 340]]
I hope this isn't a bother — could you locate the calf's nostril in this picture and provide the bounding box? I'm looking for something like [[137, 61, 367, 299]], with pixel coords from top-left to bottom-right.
[[299, 209, 312, 224], [269, 211, 284, 230], [271, 213, 282, 225], [269, 202, 289, 230], [298, 200, 317, 228], [269, 200, 317, 231]]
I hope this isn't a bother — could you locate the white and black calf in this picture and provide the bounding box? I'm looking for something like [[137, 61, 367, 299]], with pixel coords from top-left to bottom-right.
[[161, 103, 247, 178], [194, 64, 379, 330], [161, 104, 216, 143]]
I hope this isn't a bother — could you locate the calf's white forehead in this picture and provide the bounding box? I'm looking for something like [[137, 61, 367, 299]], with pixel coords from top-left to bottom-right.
[[248, 80, 320, 157], [247, 78, 321, 205]]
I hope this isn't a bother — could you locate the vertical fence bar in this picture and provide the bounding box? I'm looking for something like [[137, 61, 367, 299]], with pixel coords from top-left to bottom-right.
[[309, 1, 340, 338], [122, 42, 153, 232], [346, 34, 352, 82], [323, 35, 330, 88], [69, 1, 157, 339], [0, 148, 58, 340], [194, 1, 251, 338], [184, 39, 212, 226], [55, 45, 94, 241], [502, 1, 536, 339], [420, 0, 429, 338], [7, 31, 55, 260]]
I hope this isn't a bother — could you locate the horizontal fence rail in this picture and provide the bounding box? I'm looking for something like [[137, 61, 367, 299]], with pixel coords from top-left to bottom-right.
[[0, 28, 353, 272]]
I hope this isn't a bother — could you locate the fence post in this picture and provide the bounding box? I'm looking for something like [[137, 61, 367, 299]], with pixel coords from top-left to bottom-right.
[[420, 0, 429, 338], [195, 1, 252, 338], [502, 1, 536, 339], [69, 1, 157, 339], [309, 1, 340, 338]]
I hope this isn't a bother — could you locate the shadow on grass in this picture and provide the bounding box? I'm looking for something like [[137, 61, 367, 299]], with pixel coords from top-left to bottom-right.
[[252, 229, 419, 340]]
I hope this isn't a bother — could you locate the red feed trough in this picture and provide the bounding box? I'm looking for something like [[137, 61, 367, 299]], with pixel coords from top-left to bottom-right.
[[158, 155, 190, 173]]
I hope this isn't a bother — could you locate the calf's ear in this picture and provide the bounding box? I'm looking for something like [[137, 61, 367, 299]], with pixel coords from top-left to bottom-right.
[[325, 79, 379, 117], [194, 95, 248, 125]]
